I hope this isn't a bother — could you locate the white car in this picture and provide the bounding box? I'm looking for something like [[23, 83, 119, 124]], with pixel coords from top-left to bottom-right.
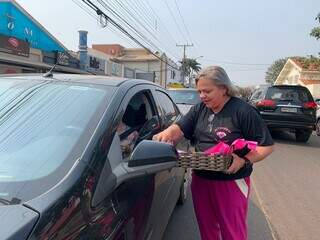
[[168, 88, 201, 115]]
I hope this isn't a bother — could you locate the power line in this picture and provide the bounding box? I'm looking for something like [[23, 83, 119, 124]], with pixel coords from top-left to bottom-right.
[[174, 0, 192, 43], [107, 0, 180, 61], [144, 0, 179, 48], [98, 0, 161, 52], [74, 0, 138, 48], [202, 58, 271, 66], [173, 0, 202, 58], [78, 0, 180, 71], [99, 0, 179, 61], [131, 0, 156, 28], [227, 68, 267, 72], [163, 0, 188, 42]]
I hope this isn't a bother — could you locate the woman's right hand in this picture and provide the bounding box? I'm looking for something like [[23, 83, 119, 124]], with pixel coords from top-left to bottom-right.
[[152, 129, 174, 143], [152, 124, 184, 144]]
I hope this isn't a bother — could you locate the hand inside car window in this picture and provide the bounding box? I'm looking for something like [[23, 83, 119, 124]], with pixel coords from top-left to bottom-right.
[[117, 121, 139, 158]]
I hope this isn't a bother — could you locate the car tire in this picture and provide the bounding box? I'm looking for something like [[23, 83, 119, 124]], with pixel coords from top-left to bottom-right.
[[177, 172, 188, 205], [295, 129, 312, 142], [316, 119, 320, 136]]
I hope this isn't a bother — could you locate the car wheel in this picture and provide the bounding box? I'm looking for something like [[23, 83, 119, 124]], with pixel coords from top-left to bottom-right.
[[316, 120, 320, 136], [177, 172, 188, 205], [295, 129, 312, 142]]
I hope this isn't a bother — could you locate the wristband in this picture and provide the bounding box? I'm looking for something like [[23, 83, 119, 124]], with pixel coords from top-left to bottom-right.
[[242, 156, 253, 167]]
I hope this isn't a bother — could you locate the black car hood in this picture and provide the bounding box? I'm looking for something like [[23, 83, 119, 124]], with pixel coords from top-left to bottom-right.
[[0, 204, 39, 240]]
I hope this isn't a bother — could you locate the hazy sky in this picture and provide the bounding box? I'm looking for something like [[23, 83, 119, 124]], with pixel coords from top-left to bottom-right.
[[16, 0, 320, 86]]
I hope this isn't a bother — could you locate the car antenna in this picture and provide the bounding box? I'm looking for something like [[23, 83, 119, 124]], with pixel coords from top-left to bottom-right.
[[43, 52, 66, 78]]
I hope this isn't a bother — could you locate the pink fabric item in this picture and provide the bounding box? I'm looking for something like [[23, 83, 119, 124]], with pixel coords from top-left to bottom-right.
[[191, 173, 251, 240], [204, 139, 257, 155]]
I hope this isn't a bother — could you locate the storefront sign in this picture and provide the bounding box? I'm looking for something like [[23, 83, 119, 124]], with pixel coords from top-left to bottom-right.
[[0, 2, 65, 52], [0, 34, 30, 57]]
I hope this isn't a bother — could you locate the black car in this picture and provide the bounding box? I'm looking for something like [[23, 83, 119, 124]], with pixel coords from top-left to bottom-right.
[[0, 74, 188, 240], [249, 85, 317, 142]]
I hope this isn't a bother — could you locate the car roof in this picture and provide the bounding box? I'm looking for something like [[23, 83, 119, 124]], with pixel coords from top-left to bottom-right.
[[0, 73, 155, 87], [271, 84, 308, 89]]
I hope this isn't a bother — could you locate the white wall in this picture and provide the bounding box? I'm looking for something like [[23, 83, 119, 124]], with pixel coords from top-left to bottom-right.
[[283, 68, 300, 85]]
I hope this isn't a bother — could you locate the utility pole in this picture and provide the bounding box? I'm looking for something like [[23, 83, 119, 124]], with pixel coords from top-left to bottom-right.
[[176, 43, 193, 87]]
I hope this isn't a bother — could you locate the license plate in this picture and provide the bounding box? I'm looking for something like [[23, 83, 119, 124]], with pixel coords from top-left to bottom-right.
[[281, 107, 297, 113]]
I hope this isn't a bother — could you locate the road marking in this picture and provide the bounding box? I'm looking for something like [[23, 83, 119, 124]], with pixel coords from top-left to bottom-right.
[[251, 179, 279, 240]]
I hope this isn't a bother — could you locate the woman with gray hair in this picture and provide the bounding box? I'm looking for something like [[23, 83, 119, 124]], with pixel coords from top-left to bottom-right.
[[153, 66, 274, 240]]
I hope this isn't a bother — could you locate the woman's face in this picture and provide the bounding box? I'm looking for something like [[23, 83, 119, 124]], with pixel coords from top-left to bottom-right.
[[196, 77, 227, 110]]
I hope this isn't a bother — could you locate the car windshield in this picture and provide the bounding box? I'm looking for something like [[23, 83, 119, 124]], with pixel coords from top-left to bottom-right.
[[266, 87, 312, 103], [168, 90, 201, 105], [0, 78, 113, 201]]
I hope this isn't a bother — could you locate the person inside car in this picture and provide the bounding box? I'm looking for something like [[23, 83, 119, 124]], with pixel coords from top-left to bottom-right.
[[117, 102, 147, 158]]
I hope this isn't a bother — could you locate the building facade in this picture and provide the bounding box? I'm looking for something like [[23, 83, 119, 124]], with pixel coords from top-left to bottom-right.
[[92, 44, 181, 87], [275, 58, 320, 98], [0, 0, 83, 74]]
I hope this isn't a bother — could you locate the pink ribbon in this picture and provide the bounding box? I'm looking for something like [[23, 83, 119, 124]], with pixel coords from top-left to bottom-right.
[[204, 139, 257, 155]]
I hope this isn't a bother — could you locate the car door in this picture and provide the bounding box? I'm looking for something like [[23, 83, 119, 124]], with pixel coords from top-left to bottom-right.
[[143, 89, 186, 237], [89, 84, 175, 240]]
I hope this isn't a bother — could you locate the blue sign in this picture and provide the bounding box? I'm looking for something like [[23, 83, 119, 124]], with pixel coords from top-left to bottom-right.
[[0, 1, 65, 52]]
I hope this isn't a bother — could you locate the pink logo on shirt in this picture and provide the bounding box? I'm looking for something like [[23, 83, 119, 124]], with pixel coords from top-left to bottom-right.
[[216, 131, 227, 139]]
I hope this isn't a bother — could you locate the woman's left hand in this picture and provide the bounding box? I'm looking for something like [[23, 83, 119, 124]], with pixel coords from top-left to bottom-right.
[[225, 153, 245, 174]]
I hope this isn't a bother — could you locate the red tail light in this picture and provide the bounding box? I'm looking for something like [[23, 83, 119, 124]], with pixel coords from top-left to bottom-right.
[[303, 101, 317, 109], [256, 99, 276, 108]]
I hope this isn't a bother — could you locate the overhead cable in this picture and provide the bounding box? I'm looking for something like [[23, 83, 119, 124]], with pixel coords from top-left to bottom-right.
[[79, 0, 180, 70]]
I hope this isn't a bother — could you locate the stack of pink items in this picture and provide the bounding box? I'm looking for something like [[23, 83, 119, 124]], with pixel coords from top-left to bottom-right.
[[204, 139, 257, 155]]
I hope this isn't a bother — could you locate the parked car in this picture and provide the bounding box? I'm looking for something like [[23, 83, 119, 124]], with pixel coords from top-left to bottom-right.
[[168, 88, 201, 115], [249, 85, 317, 142], [0, 74, 189, 240]]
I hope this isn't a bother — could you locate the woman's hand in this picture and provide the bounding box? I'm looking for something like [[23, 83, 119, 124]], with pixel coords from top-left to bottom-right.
[[153, 129, 174, 143], [152, 124, 184, 144], [225, 154, 246, 174]]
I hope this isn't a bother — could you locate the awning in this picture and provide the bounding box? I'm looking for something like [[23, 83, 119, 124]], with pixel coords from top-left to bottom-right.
[[0, 55, 91, 74]]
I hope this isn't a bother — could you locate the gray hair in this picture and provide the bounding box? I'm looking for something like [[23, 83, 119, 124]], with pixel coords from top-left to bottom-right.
[[195, 66, 237, 97]]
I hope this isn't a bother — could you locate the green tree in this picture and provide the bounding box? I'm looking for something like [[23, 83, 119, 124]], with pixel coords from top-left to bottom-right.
[[180, 58, 202, 77], [180, 58, 201, 86], [237, 86, 254, 100], [310, 13, 320, 40], [265, 58, 288, 84]]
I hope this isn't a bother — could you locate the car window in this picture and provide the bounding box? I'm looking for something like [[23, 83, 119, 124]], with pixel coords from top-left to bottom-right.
[[0, 79, 112, 184], [116, 91, 158, 159], [266, 87, 312, 102], [168, 90, 201, 105], [155, 90, 179, 127]]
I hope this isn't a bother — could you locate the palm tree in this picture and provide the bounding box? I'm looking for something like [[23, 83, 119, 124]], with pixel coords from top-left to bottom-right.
[[180, 58, 202, 86]]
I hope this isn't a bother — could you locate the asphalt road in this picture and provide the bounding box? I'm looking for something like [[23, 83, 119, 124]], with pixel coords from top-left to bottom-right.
[[163, 132, 320, 240]]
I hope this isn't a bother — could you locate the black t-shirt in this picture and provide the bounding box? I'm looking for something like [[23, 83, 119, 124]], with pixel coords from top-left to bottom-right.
[[176, 97, 274, 180]]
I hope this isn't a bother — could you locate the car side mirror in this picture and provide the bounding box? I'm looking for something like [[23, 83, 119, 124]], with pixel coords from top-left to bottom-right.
[[128, 140, 178, 167]]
